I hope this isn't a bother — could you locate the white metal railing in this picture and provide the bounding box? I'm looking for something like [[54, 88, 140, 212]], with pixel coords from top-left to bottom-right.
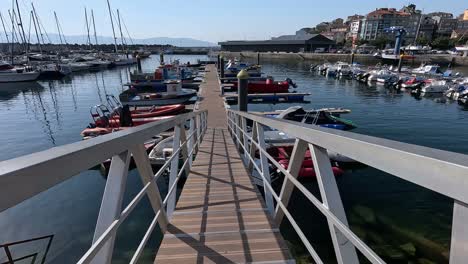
[[0, 110, 208, 264], [226, 109, 468, 264]]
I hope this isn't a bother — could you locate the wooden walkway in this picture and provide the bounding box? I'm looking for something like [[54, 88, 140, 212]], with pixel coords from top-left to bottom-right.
[[155, 65, 294, 263]]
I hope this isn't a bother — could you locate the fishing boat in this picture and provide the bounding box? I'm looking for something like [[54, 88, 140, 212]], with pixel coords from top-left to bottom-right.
[[224, 60, 262, 77], [38, 63, 72, 79], [266, 146, 345, 180], [148, 136, 176, 165], [419, 80, 452, 94], [400, 76, 426, 89], [268, 106, 356, 130], [0, 62, 40, 83], [119, 80, 197, 106], [411, 64, 442, 76], [228, 77, 296, 94]]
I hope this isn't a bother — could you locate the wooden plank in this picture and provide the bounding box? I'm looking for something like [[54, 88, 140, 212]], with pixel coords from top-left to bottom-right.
[[155, 65, 292, 264]]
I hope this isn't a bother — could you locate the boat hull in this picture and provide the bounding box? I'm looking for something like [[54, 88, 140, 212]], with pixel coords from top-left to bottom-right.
[[0, 72, 40, 83]]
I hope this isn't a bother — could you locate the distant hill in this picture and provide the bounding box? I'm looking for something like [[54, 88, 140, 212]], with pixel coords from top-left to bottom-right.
[[1, 32, 217, 47]]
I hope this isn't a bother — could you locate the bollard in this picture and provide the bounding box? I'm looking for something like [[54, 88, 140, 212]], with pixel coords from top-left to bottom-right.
[[397, 54, 403, 73], [237, 69, 249, 112], [217, 54, 220, 70], [160, 53, 164, 65], [257, 52, 260, 65], [136, 55, 142, 73], [220, 56, 225, 78], [350, 52, 355, 65]]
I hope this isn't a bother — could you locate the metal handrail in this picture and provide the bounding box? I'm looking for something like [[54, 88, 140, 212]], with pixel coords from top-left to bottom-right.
[[0, 110, 208, 264], [226, 109, 468, 264], [0, 234, 53, 264]]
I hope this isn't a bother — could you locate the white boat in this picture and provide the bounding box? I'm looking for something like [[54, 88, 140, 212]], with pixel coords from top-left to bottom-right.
[[0, 62, 40, 83], [455, 45, 468, 56], [411, 64, 442, 75], [368, 69, 393, 82], [421, 80, 452, 93], [119, 80, 197, 106], [336, 63, 352, 77], [148, 136, 175, 165]]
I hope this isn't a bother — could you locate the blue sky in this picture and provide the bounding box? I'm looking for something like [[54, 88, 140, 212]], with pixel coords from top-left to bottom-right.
[[0, 0, 466, 43]]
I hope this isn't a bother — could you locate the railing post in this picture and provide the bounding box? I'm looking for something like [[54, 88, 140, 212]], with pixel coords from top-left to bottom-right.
[[190, 117, 198, 162], [309, 144, 359, 264], [167, 124, 182, 219], [247, 121, 258, 172], [179, 124, 189, 175], [241, 116, 249, 162], [131, 144, 169, 231], [450, 200, 468, 263], [91, 151, 131, 264], [274, 139, 308, 224], [256, 123, 274, 215]]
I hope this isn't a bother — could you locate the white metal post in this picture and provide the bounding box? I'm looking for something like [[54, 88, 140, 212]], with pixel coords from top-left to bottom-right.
[[91, 151, 131, 264], [257, 124, 274, 215], [274, 139, 308, 224], [186, 118, 197, 167], [131, 144, 168, 231], [167, 125, 182, 219], [241, 117, 249, 163], [450, 200, 468, 263], [309, 144, 359, 264], [247, 122, 258, 172]]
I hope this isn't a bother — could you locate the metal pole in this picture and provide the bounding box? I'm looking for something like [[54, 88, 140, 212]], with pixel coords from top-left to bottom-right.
[[257, 52, 260, 65], [220, 57, 225, 78], [350, 52, 355, 65], [31, 11, 42, 54], [397, 54, 403, 73], [84, 8, 91, 50], [237, 69, 249, 112], [217, 54, 220, 70], [136, 54, 142, 72], [159, 53, 164, 65], [91, 9, 98, 46], [106, 0, 119, 53]]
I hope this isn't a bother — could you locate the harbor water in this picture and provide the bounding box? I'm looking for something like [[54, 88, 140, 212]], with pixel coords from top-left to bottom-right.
[[1, 55, 467, 263]]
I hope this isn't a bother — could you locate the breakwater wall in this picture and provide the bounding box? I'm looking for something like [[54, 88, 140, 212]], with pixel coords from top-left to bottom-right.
[[219, 51, 468, 67]]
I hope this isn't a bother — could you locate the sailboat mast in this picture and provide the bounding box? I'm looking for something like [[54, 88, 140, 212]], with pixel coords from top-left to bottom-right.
[[91, 9, 98, 46], [53, 12, 63, 45], [106, 0, 118, 53], [8, 9, 16, 64], [15, 0, 28, 55], [117, 9, 126, 54], [31, 11, 42, 54], [0, 12, 10, 45], [31, 3, 45, 44], [84, 8, 92, 50]]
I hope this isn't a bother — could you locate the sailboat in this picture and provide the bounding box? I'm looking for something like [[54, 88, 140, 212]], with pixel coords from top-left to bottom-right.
[[106, 1, 135, 66], [0, 62, 40, 82]]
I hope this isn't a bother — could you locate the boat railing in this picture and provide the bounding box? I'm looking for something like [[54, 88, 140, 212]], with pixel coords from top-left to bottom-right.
[[0, 234, 54, 264], [226, 108, 468, 264], [0, 110, 208, 264]]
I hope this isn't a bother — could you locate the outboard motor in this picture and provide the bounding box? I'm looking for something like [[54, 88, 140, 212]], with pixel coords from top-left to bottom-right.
[[119, 105, 134, 127], [285, 78, 297, 88]]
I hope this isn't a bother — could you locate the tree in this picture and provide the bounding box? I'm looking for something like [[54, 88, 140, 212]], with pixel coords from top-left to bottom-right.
[[416, 36, 430, 46], [430, 37, 452, 50], [370, 36, 392, 49]]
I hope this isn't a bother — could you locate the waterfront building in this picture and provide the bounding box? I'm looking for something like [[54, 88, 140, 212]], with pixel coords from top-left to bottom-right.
[[359, 4, 422, 43], [219, 34, 336, 53], [346, 15, 364, 41]]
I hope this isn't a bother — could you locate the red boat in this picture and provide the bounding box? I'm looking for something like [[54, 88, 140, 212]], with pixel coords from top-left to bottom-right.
[[94, 115, 174, 127], [126, 104, 185, 118], [231, 78, 295, 94], [267, 146, 344, 179]]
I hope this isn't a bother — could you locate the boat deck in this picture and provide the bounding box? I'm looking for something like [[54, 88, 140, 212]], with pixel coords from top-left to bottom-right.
[[155, 65, 293, 263]]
